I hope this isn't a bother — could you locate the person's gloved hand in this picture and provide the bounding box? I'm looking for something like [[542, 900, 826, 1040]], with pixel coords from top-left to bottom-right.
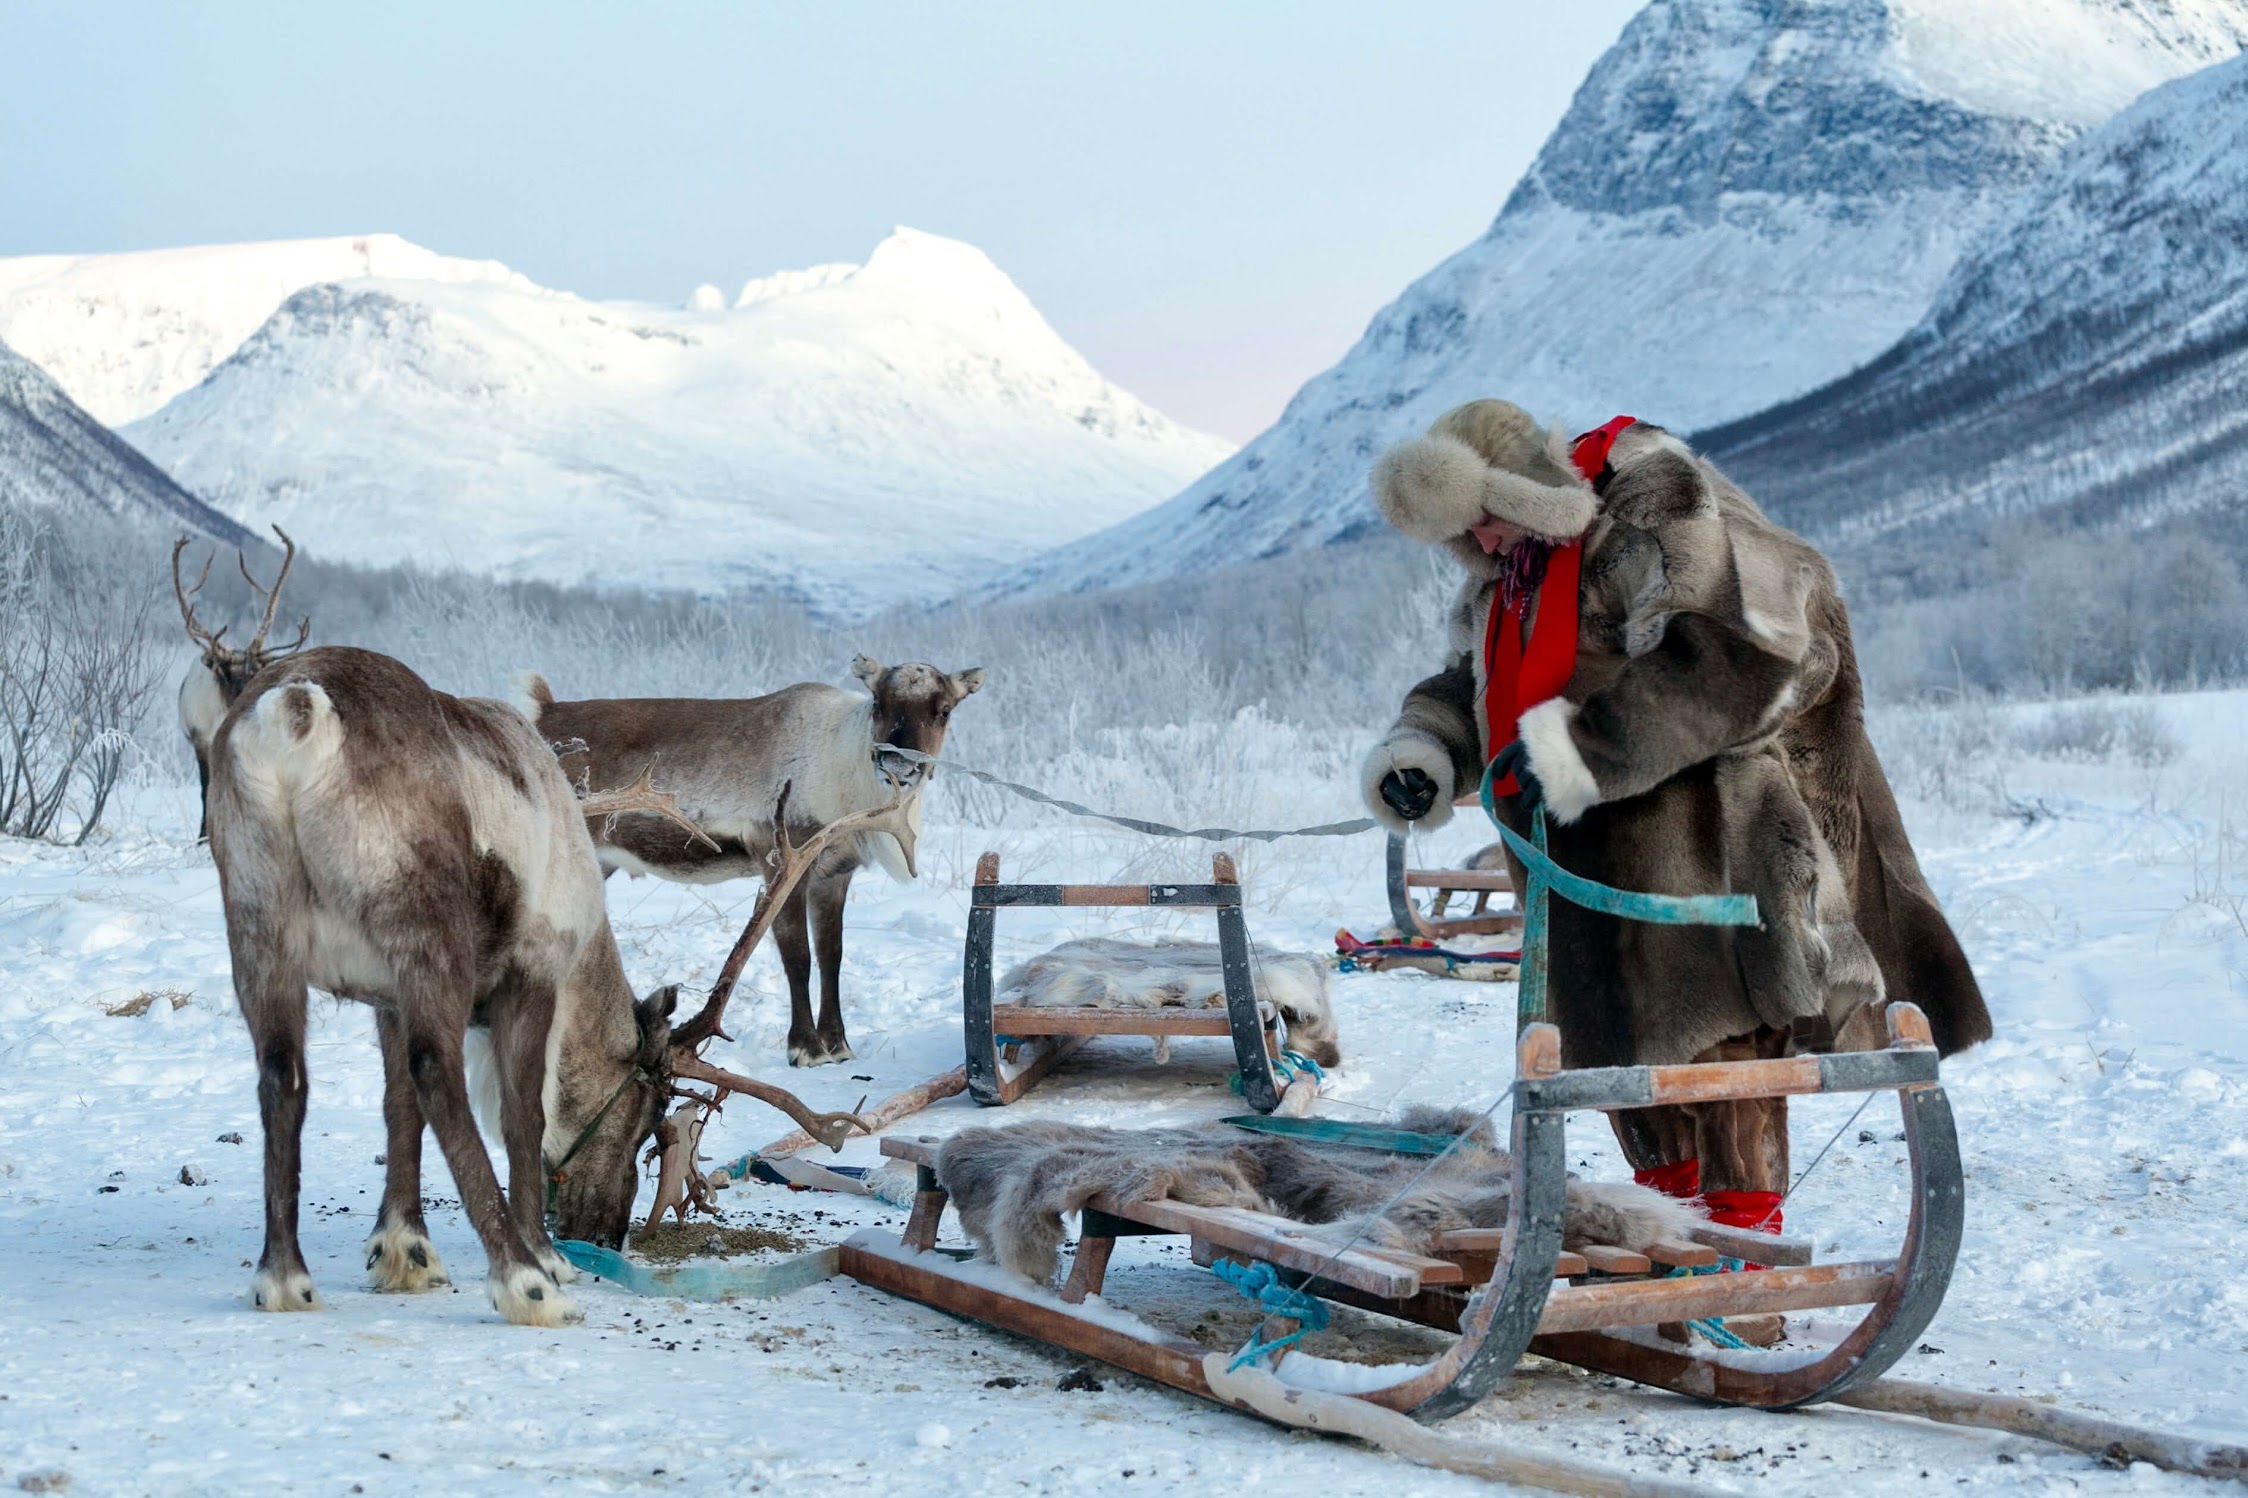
[[1490, 740, 1544, 811], [1379, 767, 1440, 821]]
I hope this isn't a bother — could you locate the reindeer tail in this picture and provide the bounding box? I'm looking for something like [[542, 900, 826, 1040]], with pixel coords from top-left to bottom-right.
[[508, 671, 555, 723]]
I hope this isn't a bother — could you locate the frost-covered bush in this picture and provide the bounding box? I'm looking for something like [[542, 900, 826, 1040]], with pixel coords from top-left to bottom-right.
[[2009, 701, 2180, 767], [0, 506, 165, 842]]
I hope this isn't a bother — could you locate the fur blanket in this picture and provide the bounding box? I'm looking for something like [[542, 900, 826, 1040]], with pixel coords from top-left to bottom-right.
[[935, 1107, 1703, 1284], [999, 936, 1339, 1068]]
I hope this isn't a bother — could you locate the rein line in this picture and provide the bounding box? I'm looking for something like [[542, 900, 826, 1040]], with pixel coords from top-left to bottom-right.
[[543, 1063, 648, 1209]]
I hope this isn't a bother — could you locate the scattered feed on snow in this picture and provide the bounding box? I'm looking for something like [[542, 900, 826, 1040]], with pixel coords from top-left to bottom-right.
[[102, 987, 190, 1017], [628, 1220, 806, 1263]]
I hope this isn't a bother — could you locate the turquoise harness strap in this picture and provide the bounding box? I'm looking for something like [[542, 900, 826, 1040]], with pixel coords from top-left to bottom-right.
[[1219, 1115, 1460, 1155], [1477, 760, 1761, 1030], [554, 1239, 841, 1300]]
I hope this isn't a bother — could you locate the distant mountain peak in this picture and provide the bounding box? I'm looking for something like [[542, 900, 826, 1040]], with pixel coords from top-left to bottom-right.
[[0, 335, 248, 544], [113, 231, 1229, 613], [0, 234, 530, 425], [989, 0, 2248, 602], [731, 227, 1040, 323]]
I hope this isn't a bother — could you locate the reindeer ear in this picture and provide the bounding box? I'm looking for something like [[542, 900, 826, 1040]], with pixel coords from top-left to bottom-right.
[[949, 667, 987, 699], [850, 655, 884, 688], [637, 984, 680, 1028]]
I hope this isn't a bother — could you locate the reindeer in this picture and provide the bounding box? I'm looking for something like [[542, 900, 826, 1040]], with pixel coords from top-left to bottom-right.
[[179, 550, 875, 1324], [517, 655, 986, 1066], [174, 525, 308, 841]]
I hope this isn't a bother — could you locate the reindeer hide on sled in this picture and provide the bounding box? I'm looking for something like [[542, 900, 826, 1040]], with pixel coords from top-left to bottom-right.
[[934, 1108, 1704, 1285]]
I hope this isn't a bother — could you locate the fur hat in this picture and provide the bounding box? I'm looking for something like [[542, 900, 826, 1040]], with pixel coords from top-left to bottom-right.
[[1373, 400, 1596, 545]]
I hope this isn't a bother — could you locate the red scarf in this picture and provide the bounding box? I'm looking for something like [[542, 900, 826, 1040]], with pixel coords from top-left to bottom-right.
[[1482, 415, 1632, 788]]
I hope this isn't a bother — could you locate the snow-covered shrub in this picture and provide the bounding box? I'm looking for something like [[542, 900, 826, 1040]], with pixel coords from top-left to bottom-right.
[[2010, 701, 2181, 767], [0, 506, 165, 842]]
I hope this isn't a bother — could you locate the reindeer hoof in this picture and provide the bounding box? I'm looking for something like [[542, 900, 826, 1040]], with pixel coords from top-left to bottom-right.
[[488, 1264, 581, 1328], [819, 1038, 855, 1064], [364, 1221, 450, 1293], [787, 1039, 822, 1068], [249, 1264, 324, 1313]]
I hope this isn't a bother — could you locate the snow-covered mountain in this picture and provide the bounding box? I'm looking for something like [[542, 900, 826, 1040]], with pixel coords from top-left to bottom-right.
[[1703, 49, 2248, 543], [0, 337, 250, 544], [0, 234, 530, 427], [112, 229, 1230, 613], [990, 0, 2248, 600]]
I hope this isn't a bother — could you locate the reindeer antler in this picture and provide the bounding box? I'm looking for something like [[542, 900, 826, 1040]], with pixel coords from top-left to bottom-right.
[[171, 537, 227, 655], [239, 525, 309, 659], [671, 1053, 871, 1153], [667, 779, 916, 1051], [578, 766, 722, 852], [643, 781, 911, 1227], [171, 526, 310, 665]]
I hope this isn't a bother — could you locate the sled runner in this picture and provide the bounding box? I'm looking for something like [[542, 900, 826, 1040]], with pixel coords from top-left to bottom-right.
[[1384, 821, 1523, 943], [960, 852, 1307, 1114], [846, 792, 1963, 1422]]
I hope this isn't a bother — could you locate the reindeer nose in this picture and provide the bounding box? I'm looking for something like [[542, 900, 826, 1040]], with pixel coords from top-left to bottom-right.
[[874, 745, 926, 785]]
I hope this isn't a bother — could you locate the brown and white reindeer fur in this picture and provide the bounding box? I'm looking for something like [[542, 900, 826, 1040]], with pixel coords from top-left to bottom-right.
[[206, 645, 677, 1326], [517, 655, 985, 1067]]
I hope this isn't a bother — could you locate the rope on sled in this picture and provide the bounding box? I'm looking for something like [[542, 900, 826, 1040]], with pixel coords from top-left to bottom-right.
[[1212, 1257, 1331, 1372], [1229, 1047, 1326, 1097]]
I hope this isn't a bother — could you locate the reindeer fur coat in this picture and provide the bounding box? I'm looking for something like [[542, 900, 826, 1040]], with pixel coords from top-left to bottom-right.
[[1362, 419, 1990, 1067], [935, 1109, 1705, 1285]]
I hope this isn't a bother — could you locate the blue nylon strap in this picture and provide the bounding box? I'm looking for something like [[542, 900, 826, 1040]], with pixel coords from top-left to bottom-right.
[[1477, 758, 1761, 1033], [1219, 1115, 1458, 1155], [1478, 762, 1761, 929], [554, 1238, 841, 1300]]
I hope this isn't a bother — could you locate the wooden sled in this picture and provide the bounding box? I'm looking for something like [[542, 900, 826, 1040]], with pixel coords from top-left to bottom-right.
[[1385, 815, 1523, 943], [962, 851, 1292, 1113], [841, 1000, 1960, 1420]]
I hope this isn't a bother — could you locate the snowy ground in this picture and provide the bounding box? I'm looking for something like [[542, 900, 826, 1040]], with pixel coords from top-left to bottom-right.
[[3, 692, 2245, 1496]]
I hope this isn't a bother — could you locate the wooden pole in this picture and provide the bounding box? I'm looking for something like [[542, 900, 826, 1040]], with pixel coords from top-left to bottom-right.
[[758, 1066, 969, 1158], [1203, 1357, 1722, 1498], [1836, 1378, 2248, 1483]]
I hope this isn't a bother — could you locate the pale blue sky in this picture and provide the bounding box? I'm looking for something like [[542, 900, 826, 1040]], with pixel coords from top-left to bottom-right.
[[1, 2, 1638, 441]]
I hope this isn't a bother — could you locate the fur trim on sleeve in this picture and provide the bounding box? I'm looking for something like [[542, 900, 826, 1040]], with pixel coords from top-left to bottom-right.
[[1360, 730, 1458, 834], [1374, 433, 1597, 544], [1517, 698, 1600, 825]]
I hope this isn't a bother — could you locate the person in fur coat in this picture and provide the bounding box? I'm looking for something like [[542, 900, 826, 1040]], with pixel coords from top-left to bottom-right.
[[1361, 399, 1989, 1241]]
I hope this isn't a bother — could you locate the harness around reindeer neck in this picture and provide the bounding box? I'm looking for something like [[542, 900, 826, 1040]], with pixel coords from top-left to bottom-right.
[[1482, 415, 1632, 794]]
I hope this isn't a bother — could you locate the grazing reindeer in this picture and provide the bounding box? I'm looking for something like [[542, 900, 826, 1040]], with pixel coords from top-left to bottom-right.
[[189, 630, 867, 1325], [518, 655, 986, 1066], [174, 526, 308, 841]]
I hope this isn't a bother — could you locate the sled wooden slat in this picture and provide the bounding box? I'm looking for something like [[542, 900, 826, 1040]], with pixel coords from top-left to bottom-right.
[[1520, 1045, 1938, 1112], [1534, 1260, 1895, 1334], [1643, 1238, 1720, 1269], [1576, 1245, 1653, 1275], [1402, 870, 1515, 892], [1106, 1198, 1437, 1298], [1428, 1231, 1589, 1281], [975, 884, 1241, 908], [990, 1004, 1237, 1037], [962, 851, 1284, 1112], [1685, 1222, 1812, 1266], [841, 1235, 1217, 1396]]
